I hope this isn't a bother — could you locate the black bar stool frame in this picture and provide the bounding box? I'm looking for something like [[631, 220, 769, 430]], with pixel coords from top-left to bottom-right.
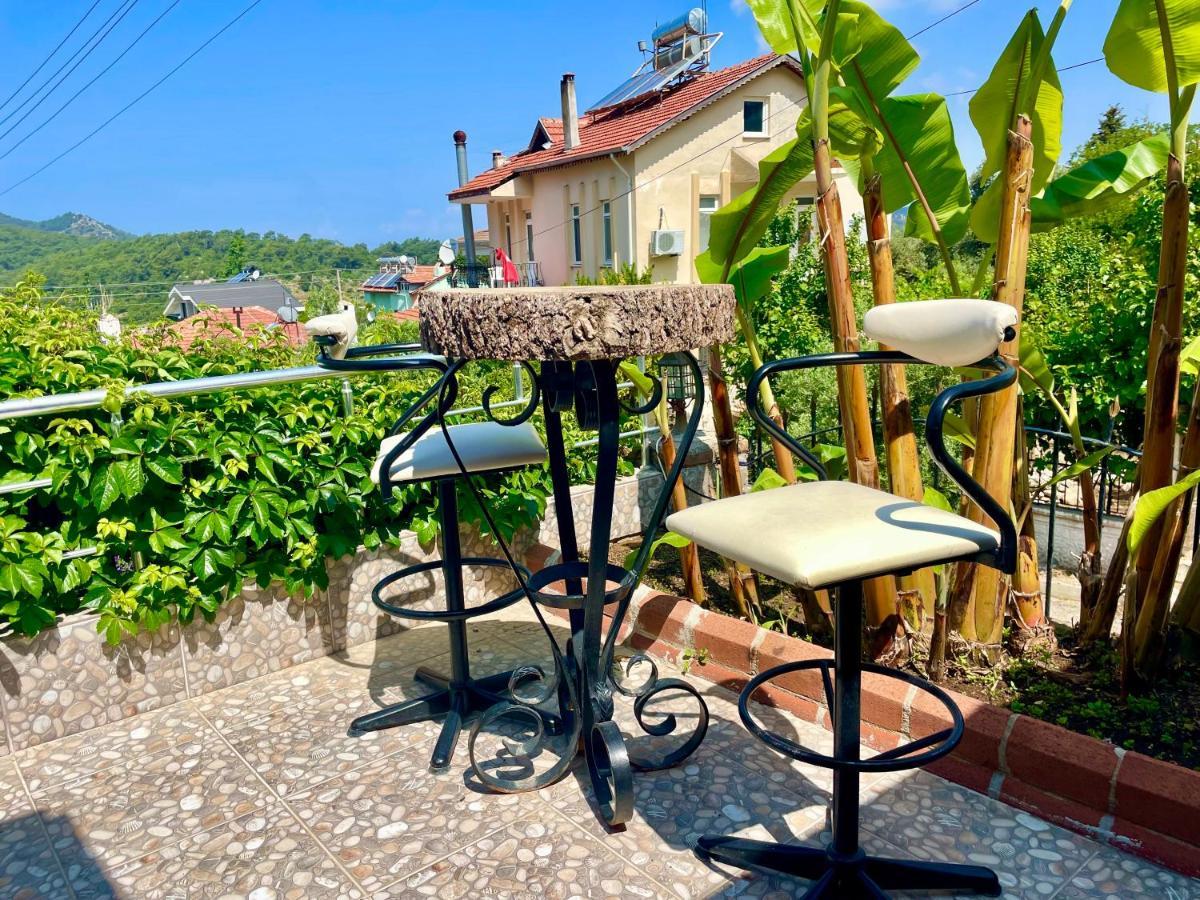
[[695, 348, 1017, 899], [317, 341, 556, 770]]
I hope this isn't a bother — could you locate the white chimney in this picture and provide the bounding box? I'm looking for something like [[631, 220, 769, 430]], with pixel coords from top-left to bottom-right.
[[492, 149, 507, 169], [560, 73, 580, 151]]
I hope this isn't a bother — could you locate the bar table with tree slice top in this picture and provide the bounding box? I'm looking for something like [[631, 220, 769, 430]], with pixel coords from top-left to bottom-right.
[[419, 283, 735, 826]]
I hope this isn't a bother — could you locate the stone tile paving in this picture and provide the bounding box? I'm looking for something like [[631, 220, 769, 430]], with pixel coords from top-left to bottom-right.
[[0, 611, 1194, 898]]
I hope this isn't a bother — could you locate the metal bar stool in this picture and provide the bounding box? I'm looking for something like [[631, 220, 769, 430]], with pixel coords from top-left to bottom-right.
[[667, 299, 1020, 898], [316, 341, 551, 769]]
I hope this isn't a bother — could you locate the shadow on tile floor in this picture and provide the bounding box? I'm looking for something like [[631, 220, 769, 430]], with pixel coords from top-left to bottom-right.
[[1, 812, 111, 899]]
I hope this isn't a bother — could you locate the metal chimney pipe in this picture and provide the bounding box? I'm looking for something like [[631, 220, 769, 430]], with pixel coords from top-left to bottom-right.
[[560, 73, 580, 151], [453, 130, 478, 280]]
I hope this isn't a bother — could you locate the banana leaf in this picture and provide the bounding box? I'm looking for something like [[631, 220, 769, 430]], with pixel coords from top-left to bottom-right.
[[969, 11, 1063, 242], [704, 132, 815, 276], [1104, 0, 1200, 94], [1129, 468, 1200, 554], [1031, 133, 1170, 232], [696, 245, 791, 308]]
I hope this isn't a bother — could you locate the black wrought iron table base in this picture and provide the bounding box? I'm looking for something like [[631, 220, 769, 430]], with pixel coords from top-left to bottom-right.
[[443, 355, 712, 826], [695, 839, 1002, 899], [350, 665, 558, 770]]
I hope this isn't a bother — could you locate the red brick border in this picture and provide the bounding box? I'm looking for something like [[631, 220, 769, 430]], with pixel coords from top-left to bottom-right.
[[533, 563, 1200, 879]]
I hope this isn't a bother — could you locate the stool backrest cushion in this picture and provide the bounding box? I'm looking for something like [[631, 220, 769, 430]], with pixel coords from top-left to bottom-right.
[[863, 299, 1017, 367]]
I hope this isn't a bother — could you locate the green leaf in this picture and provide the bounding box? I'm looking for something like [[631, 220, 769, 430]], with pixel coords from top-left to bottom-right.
[[1104, 0, 1200, 93], [697, 245, 791, 308], [746, 0, 822, 55], [114, 458, 144, 500], [191, 509, 231, 544], [0, 560, 44, 597], [90, 464, 123, 512], [1046, 446, 1117, 490], [923, 486, 953, 513], [1018, 330, 1055, 397], [703, 133, 815, 276], [970, 10, 1063, 188], [616, 360, 655, 398], [145, 456, 183, 485], [841, 0, 920, 100], [1031, 133, 1171, 232], [192, 545, 235, 581], [621, 530, 691, 571], [751, 467, 790, 493], [845, 90, 971, 247], [1128, 468, 1200, 554], [1182, 334, 1200, 377], [942, 413, 976, 450]]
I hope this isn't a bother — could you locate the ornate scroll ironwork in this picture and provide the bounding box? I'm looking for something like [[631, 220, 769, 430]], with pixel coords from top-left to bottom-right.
[[439, 352, 710, 826]]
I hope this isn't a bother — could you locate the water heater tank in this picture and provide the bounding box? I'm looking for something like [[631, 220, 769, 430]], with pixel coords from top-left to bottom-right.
[[651, 8, 706, 47]]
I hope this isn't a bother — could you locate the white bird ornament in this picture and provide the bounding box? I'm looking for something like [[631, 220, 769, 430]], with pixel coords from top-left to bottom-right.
[[304, 300, 358, 360]]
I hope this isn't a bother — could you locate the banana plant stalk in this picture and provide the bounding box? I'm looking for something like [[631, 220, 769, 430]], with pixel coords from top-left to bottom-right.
[[622, 362, 708, 607], [863, 164, 936, 632], [1010, 396, 1051, 650], [703, 346, 760, 618], [808, 0, 898, 629], [951, 116, 1035, 658]]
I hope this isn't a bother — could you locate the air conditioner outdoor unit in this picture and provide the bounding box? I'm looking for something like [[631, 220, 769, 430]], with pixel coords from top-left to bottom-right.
[[651, 229, 685, 256]]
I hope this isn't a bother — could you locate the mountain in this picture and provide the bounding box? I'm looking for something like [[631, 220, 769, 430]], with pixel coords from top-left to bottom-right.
[[0, 211, 127, 239], [0, 215, 445, 324]]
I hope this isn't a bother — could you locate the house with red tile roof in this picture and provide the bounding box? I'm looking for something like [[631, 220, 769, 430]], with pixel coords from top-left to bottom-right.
[[161, 306, 304, 351], [448, 51, 862, 288]]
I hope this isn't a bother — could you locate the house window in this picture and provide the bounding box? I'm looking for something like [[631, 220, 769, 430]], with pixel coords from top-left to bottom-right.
[[602, 201, 613, 266], [697, 195, 720, 253], [571, 204, 582, 266], [743, 99, 767, 137], [526, 211, 535, 261]]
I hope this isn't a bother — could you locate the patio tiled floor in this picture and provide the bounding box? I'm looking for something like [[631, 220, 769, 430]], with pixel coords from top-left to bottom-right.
[[2, 608, 1197, 899]]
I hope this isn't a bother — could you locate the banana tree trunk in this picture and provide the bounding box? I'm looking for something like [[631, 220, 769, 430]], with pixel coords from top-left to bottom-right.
[[1131, 151, 1190, 626], [953, 117, 1034, 660], [1083, 486, 1136, 644], [1075, 456, 1104, 626], [864, 171, 936, 633], [704, 345, 760, 620], [1128, 150, 1194, 680], [656, 417, 707, 607], [1010, 401, 1052, 651], [813, 138, 898, 630]]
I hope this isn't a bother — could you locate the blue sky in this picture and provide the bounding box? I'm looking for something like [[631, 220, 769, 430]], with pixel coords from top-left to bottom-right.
[[0, 0, 1166, 245]]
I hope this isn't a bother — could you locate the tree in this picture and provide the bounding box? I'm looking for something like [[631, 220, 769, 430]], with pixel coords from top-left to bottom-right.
[[222, 232, 248, 278]]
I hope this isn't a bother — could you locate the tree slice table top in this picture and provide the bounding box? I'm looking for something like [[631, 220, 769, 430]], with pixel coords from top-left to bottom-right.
[[419, 284, 736, 361]]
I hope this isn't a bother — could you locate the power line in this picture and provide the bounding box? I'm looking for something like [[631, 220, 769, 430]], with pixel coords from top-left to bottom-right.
[[1, 0, 183, 161], [0, 0, 104, 115], [906, 0, 983, 40], [0, 0, 140, 134], [0, 0, 267, 199], [943, 57, 1104, 97]]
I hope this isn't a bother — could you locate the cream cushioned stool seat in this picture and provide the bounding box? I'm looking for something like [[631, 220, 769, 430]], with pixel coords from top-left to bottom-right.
[[666, 480, 999, 590], [371, 420, 546, 484]]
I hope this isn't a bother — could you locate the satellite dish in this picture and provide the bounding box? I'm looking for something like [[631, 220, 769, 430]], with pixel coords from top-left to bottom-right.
[[438, 242, 455, 265], [277, 305, 299, 324], [399, 254, 409, 265]]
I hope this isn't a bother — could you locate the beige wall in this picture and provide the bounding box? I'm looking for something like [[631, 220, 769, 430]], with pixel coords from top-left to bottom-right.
[[474, 65, 863, 287]]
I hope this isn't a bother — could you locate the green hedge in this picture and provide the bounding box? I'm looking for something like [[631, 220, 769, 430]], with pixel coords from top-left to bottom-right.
[[0, 275, 621, 643]]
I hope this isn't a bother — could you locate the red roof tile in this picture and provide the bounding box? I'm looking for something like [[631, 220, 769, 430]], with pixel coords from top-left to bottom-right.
[[162, 306, 305, 350], [449, 54, 801, 200]]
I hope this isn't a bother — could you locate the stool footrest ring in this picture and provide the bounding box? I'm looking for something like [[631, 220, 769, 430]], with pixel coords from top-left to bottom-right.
[[738, 659, 965, 773], [372, 557, 530, 621]]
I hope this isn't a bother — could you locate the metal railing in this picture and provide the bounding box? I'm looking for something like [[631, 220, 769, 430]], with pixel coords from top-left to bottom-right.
[[0, 354, 658, 562]]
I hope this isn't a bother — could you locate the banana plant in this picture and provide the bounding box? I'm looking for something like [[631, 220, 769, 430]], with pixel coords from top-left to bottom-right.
[[1093, 0, 1200, 685]]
